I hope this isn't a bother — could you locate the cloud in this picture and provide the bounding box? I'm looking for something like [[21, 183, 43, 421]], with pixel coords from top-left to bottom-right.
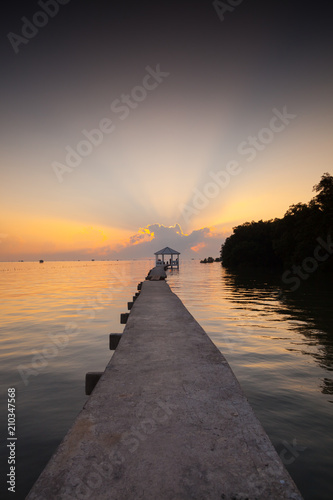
[[113, 223, 225, 259], [0, 222, 228, 261], [128, 228, 152, 246], [190, 242, 206, 253]]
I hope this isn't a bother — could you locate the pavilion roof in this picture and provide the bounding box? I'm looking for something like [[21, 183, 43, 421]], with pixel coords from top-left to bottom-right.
[[154, 246, 180, 255]]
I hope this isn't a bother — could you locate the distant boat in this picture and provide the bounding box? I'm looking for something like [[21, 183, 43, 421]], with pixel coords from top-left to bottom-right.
[[39, 260, 44, 263], [91, 259, 95, 261]]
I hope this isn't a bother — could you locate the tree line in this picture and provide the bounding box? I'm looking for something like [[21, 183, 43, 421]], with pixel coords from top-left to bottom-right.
[[221, 173, 333, 273]]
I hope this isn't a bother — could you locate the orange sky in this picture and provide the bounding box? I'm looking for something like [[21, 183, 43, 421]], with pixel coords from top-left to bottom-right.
[[1, 2, 332, 261], [1, 110, 331, 261]]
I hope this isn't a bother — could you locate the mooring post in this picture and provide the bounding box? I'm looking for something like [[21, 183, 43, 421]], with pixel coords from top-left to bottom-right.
[[85, 372, 103, 396], [120, 313, 129, 324], [109, 334, 122, 350]]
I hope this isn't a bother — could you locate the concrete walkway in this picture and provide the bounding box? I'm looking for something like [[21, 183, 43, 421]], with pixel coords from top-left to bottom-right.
[[146, 265, 167, 280], [27, 280, 303, 499]]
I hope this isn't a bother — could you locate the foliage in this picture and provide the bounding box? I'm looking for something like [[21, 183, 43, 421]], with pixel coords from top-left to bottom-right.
[[221, 173, 333, 271], [200, 257, 215, 263]]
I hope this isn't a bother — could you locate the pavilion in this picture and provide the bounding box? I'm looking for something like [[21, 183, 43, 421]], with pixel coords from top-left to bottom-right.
[[154, 247, 180, 269]]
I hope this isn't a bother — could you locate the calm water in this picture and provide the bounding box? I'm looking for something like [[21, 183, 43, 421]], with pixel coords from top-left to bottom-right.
[[0, 260, 332, 499]]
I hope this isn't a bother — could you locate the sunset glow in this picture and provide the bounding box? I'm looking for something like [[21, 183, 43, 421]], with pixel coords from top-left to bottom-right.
[[1, 2, 332, 261]]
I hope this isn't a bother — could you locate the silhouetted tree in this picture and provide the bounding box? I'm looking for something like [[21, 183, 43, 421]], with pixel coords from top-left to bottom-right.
[[313, 172, 333, 212], [221, 173, 333, 273]]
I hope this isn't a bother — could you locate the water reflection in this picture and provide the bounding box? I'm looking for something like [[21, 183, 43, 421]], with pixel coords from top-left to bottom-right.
[[0, 260, 152, 500], [168, 262, 333, 499], [223, 268, 333, 399], [1, 261, 332, 500]]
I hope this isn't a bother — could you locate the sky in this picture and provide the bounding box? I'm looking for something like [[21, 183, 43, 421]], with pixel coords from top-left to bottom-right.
[[1, 0, 332, 261]]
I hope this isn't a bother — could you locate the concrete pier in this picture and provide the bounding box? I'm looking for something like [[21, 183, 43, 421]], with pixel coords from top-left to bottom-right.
[[146, 265, 167, 280], [27, 279, 303, 500]]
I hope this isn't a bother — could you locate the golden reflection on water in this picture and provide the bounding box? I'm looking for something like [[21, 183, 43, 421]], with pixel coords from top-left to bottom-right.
[[0, 260, 150, 367], [0, 260, 332, 499], [169, 262, 333, 389], [168, 260, 333, 500]]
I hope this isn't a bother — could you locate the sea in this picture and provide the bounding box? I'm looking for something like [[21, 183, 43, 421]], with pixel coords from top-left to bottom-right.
[[0, 260, 332, 499]]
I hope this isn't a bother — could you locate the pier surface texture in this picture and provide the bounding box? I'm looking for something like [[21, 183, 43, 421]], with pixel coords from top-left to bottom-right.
[[27, 280, 303, 500]]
